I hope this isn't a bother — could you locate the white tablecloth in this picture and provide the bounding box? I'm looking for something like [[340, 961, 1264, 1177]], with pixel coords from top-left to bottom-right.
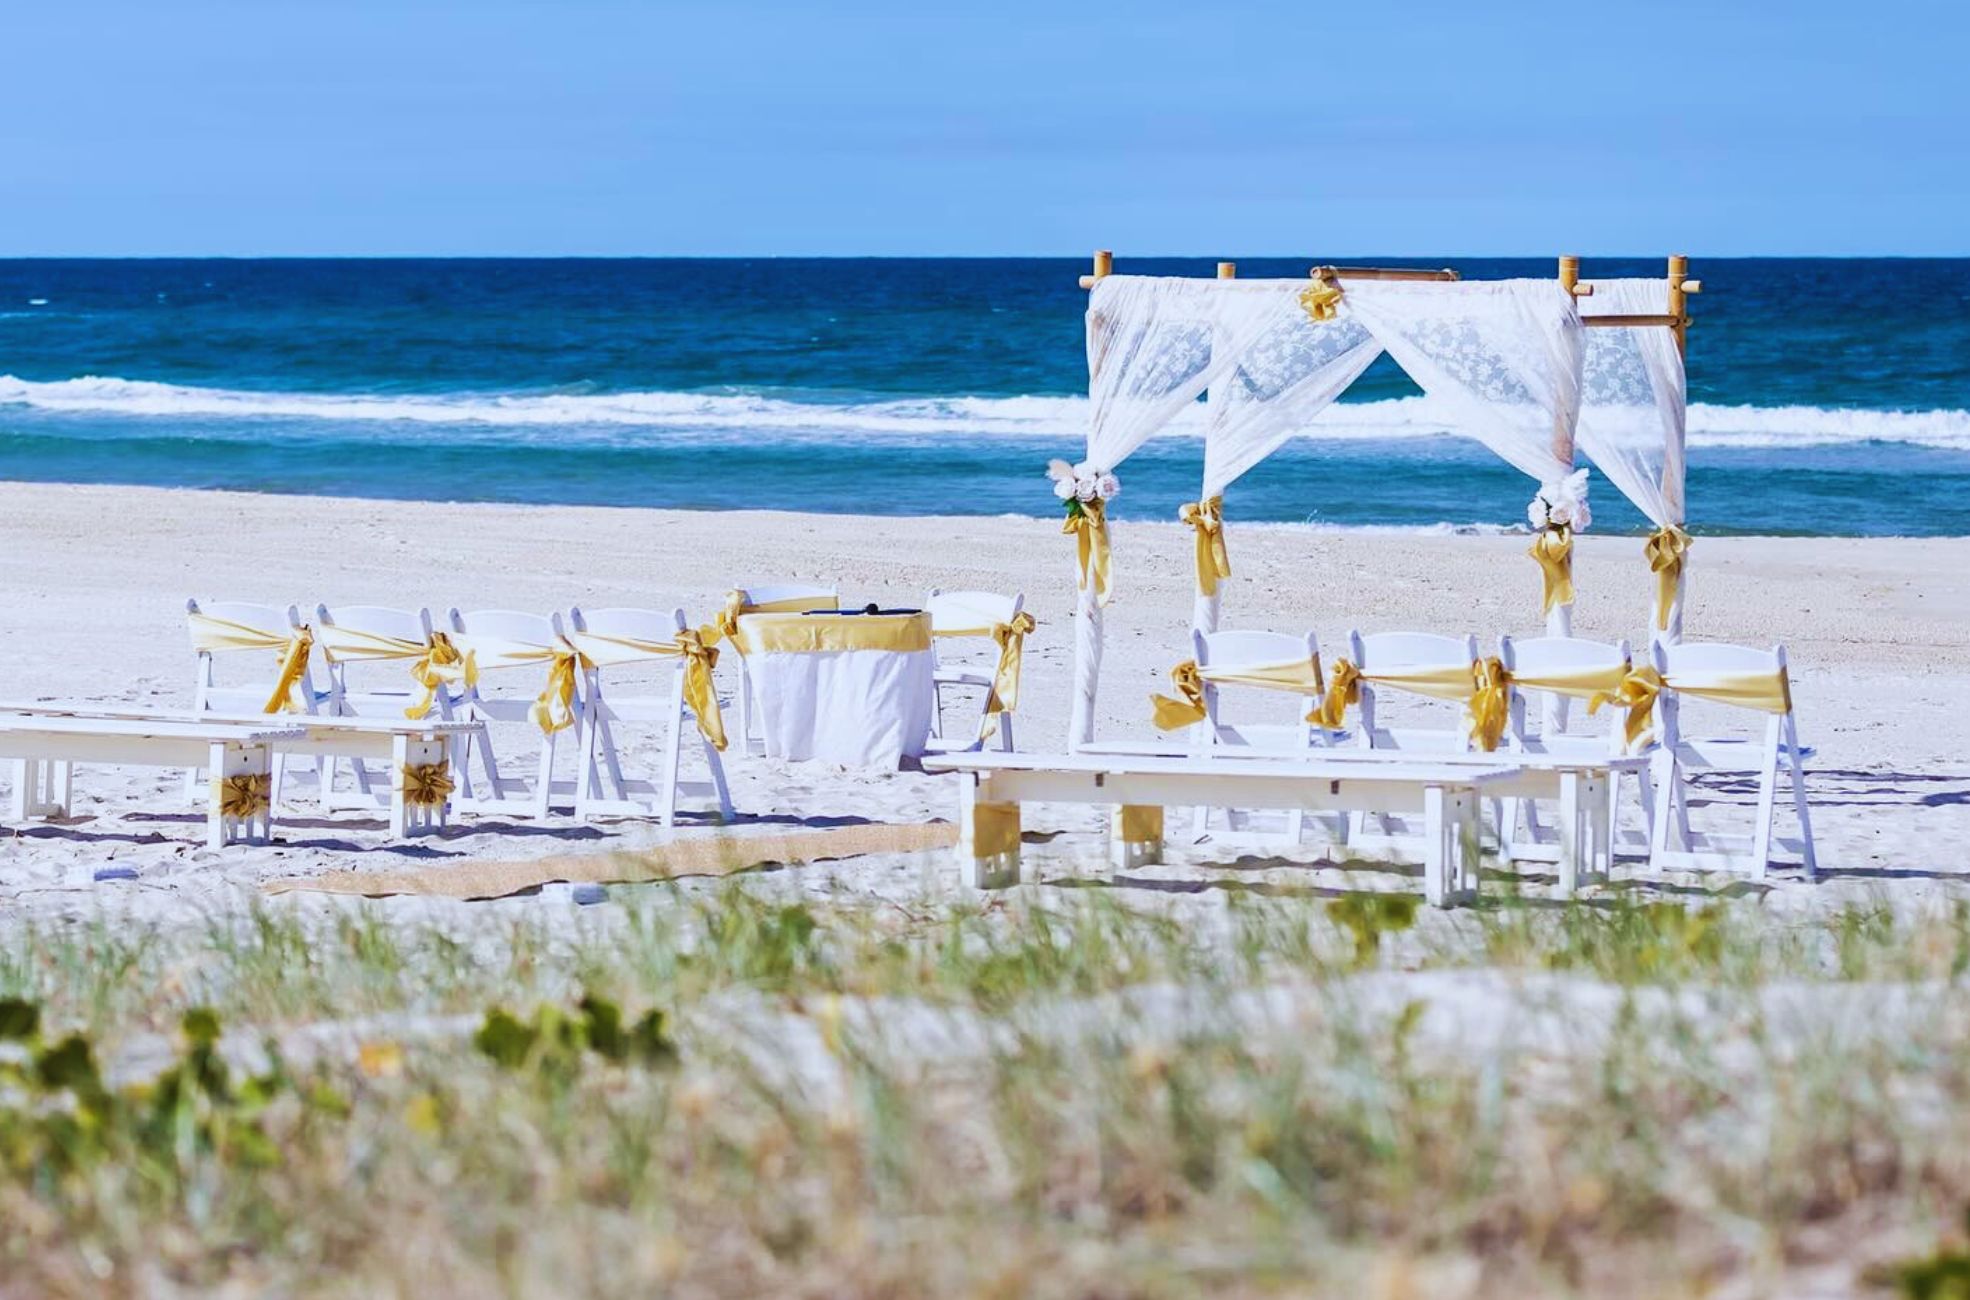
[[738, 613, 935, 767]]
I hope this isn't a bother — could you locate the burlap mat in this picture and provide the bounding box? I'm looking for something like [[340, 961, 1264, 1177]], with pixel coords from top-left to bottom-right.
[[262, 821, 957, 901]]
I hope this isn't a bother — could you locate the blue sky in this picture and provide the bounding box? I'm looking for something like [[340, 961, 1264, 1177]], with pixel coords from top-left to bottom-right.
[[3, 0, 1963, 256]]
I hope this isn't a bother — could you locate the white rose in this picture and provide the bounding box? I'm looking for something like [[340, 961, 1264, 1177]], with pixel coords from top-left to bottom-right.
[[1053, 477, 1076, 500], [1075, 475, 1100, 502], [1072, 460, 1094, 480], [1046, 458, 1074, 484], [1097, 472, 1120, 499], [1571, 501, 1592, 532], [1549, 500, 1575, 528], [1526, 498, 1550, 530]]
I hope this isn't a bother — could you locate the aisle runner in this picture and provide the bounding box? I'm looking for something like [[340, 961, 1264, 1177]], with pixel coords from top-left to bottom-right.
[[263, 822, 958, 901]]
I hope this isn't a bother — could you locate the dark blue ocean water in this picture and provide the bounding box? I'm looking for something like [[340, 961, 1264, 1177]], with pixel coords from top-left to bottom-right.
[[2, 258, 1966, 534]]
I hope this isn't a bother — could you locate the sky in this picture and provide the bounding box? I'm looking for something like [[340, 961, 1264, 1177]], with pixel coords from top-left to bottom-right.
[[2, 0, 1965, 257]]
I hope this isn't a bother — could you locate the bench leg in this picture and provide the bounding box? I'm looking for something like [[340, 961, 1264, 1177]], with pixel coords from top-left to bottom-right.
[[956, 774, 1021, 890], [1423, 786, 1481, 908], [208, 741, 275, 849], [391, 735, 451, 839], [1557, 771, 1583, 898], [11, 759, 70, 820], [1110, 804, 1164, 870]]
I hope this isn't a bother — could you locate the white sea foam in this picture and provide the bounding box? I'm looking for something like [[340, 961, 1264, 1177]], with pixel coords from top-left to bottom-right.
[[2, 374, 1967, 452]]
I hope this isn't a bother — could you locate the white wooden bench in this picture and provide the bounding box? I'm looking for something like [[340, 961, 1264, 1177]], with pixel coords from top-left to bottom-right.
[[1, 714, 307, 849], [922, 750, 1532, 907], [1, 705, 482, 841], [1075, 738, 1650, 895]]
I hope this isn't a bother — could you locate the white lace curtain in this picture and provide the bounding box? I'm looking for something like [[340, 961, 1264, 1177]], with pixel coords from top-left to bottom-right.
[[1578, 277, 1689, 635], [1339, 279, 1582, 485]]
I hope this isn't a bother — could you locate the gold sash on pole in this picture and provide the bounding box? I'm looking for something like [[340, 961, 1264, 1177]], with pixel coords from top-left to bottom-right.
[[1178, 496, 1231, 597], [1644, 525, 1692, 631], [1063, 500, 1113, 606], [1151, 656, 1329, 731], [1528, 526, 1575, 615], [186, 612, 316, 713], [566, 627, 729, 752]]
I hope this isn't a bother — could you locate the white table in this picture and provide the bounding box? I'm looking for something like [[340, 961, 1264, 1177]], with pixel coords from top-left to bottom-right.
[[1076, 738, 1649, 895], [0, 704, 481, 840], [736, 611, 935, 768], [923, 750, 1524, 907]]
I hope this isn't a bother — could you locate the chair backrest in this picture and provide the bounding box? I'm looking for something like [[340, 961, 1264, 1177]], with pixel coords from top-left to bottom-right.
[[738, 582, 837, 610], [1498, 634, 1630, 743], [925, 589, 1022, 636], [187, 598, 302, 646], [1650, 640, 1792, 744], [448, 609, 562, 649], [567, 605, 688, 645], [1351, 630, 1478, 674], [315, 603, 432, 646], [1195, 628, 1321, 739]]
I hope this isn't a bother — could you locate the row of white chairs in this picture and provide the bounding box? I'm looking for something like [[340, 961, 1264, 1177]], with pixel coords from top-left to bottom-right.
[[1179, 626, 1815, 879], [187, 584, 1029, 823]]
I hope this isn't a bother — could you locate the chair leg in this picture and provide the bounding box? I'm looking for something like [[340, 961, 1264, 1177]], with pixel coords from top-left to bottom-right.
[[1785, 720, 1818, 880], [1648, 751, 1676, 871], [997, 712, 1015, 753], [657, 696, 687, 828], [704, 733, 735, 822], [532, 730, 557, 820]]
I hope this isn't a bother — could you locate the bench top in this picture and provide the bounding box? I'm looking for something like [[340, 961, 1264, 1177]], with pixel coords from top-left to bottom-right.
[[922, 750, 1521, 788], [0, 713, 307, 743], [0, 703, 478, 737], [1073, 737, 1651, 774]]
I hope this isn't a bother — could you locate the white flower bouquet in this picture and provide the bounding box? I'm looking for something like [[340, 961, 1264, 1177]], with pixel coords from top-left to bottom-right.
[[1527, 467, 1591, 534], [1047, 459, 1120, 519]]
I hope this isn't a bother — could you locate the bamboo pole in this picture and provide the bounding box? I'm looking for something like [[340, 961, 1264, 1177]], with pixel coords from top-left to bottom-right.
[[1312, 265, 1459, 283], [1077, 249, 1116, 289], [1667, 253, 1689, 357], [1194, 261, 1238, 642], [1217, 261, 1236, 279], [1068, 248, 1115, 748]]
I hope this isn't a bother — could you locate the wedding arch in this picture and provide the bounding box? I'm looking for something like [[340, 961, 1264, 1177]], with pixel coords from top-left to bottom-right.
[[1058, 251, 1700, 747]]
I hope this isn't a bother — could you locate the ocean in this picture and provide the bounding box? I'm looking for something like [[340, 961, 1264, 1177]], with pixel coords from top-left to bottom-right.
[[1, 257, 1966, 536]]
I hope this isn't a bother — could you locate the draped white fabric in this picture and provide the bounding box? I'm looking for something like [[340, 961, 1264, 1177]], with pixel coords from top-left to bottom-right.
[[1202, 293, 1383, 497], [1340, 279, 1582, 484], [1578, 278, 1687, 527], [1084, 275, 1307, 476]]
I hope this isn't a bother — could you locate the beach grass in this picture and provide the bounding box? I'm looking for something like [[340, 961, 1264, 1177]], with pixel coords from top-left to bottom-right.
[[4, 882, 1970, 1296]]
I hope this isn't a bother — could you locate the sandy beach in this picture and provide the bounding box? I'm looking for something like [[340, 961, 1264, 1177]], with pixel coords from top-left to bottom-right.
[[2, 480, 1966, 921]]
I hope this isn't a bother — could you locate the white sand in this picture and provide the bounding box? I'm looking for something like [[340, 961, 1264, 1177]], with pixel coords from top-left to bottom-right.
[[2, 481, 1967, 927]]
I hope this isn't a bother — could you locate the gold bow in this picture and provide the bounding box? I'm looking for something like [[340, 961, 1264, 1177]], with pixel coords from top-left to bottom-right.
[[406, 631, 468, 719], [673, 628, 728, 751], [526, 642, 582, 735], [1308, 658, 1362, 729], [1528, 526, 1576, 616], [705, 589, 749, 646], [399, 761, 455, 809], [1149, 659, 1208, 731], [1063, 499, 1113, 606], [1178, 496, 1231, 597], [1299, 278, 1343, 322], [1588, 665, 1663, 750], [263, 626, 315, 713], [214, 772, 272, 821], [979, 612, 1037, 741], [1466, 656, 1512, 753], [1644, 525, 1692, 631]]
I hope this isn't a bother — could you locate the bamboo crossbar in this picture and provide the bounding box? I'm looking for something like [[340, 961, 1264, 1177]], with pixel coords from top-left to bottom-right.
[[1582, 313, 1682, 328], [1312, 265, 1460, 282]]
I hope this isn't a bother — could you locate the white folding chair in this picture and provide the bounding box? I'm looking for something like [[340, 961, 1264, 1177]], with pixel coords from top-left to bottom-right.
[[183, 598, 325, 805], [314, 604, 466, 809], [1648, 640, 1817, 879], [566, 606, 734, 825], [446, 608, 583, 818], [1496, 634, 1649, 863], [1188, 627, 1342, 844], [727, 582, 838, 754], [1349, 630, 1480, 845], [926, 588, 1025, 753]]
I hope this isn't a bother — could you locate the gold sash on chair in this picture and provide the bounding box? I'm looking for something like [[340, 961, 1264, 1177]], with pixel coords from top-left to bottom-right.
[[314, 624, 468, 718], [979, 612, 1037, 740], [704, 589, 842, 646], [1178, 496, 1231, 597], [186, 612, 316, 713], [1062, 500, 1113, 606], [1150, 656, 1328, 731], [449, 634, 584, 734], [1588, 664, 1791, 751], [564, 627, 728, 751], [1308, 657, 1505, 747]]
